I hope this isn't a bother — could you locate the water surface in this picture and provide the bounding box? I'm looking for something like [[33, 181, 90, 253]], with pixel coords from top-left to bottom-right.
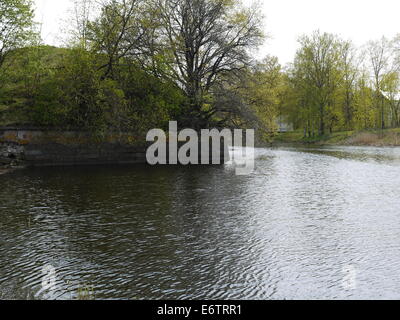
[[1, 146, 400, 299]]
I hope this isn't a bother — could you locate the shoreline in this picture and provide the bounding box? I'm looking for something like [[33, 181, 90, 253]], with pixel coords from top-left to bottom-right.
[[271, 129, 400, 148]]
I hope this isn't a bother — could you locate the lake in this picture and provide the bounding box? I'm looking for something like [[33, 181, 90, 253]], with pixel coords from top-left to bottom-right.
[[1, 146, 400, 300]]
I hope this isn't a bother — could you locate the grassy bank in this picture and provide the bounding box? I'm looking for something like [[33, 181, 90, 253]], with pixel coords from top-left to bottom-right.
[[273, 128, 400, 147]]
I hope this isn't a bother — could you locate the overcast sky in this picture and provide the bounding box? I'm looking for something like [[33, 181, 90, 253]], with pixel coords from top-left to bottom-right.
[[34, 0, 400, 65]]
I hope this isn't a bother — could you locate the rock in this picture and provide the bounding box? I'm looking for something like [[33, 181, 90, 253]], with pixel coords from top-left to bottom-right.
[[0, 142, 25, 167]]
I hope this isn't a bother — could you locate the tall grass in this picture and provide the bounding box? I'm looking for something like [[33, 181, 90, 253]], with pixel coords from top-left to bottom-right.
[[345, 131, 400, 146]]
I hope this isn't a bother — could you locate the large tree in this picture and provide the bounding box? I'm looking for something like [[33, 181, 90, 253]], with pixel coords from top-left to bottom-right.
[[156, 0, 264, 128]]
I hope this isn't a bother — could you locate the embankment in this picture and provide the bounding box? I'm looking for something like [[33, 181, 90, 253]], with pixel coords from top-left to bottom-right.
[[0, 127, 230, 170], [0, 127, 148, 168], [272, 129, 400, 147]]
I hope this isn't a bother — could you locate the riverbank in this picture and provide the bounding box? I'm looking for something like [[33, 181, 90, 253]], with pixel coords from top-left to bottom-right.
[[272, 128, 400, 147], [0, 128, 148, 167], [0, 127, 230, 168]]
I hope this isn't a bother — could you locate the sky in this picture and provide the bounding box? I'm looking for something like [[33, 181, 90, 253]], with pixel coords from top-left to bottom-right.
[[33, 0, 400, 65]]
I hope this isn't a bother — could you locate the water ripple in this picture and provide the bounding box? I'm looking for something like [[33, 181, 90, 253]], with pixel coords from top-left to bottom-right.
[[1, 148, 400, 299]]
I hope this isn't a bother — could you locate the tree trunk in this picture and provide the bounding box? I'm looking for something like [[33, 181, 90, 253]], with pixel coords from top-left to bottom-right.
[[319, 103, 325, 136]]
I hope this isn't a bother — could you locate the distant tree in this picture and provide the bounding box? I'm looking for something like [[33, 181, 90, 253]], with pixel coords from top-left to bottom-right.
[[292, 31, 343, 136], [339, 40, 360, 129], [381, 72, 400, 127], [353, 71, 374, 130], [366, 37, 394, 129]]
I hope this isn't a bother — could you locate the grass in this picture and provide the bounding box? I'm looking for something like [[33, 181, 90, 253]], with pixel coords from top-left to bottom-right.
[[273, 128, 400, 147], [273, 131, 305, 144]]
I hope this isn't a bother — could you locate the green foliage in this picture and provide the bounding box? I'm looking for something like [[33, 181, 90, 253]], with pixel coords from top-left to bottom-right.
[[279, 31, 400, 137], [117, 62, 186, 132], [0, 0, 267, 135], [0, 45, 185, 136], [0, 0, 37, 72], [155, 0, 265, 127], [55, 47, 107, 129], [0, 46, 65, 125], [4, 0, 400, 140], [239, 56, 283, 136]]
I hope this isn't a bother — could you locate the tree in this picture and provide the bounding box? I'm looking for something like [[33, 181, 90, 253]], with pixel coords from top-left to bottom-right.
[[366, 37, 393, 129], [69, 0, 95, 49], [353, 71, 374, 130], [381, 72, 400, 127], [88, 0, 149, 80], [156, 0, 264, 128], [339, 40, 359, 129], [292, 31, 342, 136], [0, 0, 37, 76], [239, 56, 282, 135], [284, 58, 324, 138], [206, 56, 282, 137]]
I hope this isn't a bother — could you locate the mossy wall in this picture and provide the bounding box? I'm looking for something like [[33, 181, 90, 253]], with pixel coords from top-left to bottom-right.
[[0, 128, 147, 167]]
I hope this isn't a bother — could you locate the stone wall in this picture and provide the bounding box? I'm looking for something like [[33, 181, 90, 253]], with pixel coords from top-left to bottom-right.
[[0, 128, 147, 167], [0, 127, 230, 167]]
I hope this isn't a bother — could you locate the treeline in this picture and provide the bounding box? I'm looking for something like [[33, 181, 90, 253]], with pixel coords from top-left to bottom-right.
[[0, 0, 282, 139], [282, 31, 400, 137], [2, 1, 399, 140]]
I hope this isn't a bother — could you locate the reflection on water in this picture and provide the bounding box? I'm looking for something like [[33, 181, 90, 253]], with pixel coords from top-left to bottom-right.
[[1, 146, 400, 299]]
